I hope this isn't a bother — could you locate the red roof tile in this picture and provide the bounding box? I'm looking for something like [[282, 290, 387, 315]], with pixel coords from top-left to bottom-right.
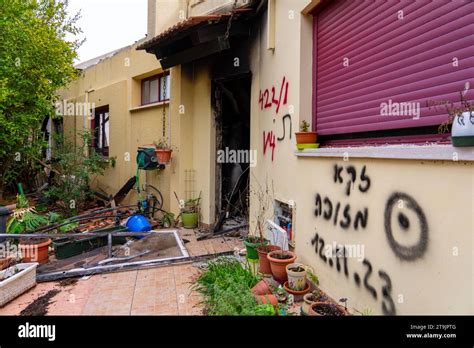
[[137, 8, 253, 50]]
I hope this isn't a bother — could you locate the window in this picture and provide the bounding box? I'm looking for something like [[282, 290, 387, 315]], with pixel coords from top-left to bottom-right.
[[91, 105, 109, 157], [312, 0, 473, 146], [141, 73, 170, 105]]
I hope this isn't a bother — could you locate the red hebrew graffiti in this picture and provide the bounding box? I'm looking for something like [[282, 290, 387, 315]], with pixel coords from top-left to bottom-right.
[[263, 131, 276, 161], [259, 77, 289, 113]]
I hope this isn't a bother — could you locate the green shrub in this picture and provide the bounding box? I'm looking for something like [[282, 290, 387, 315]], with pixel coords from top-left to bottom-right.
[[44, 131, 110, 216], [193, 257, 275, 316]]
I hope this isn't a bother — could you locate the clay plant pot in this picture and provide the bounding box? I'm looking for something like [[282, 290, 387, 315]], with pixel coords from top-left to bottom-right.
[[254, 294, 278, 306], [295, 131, 317, 144], [267, 250, 296, 283], [243, 237, 268, 261], [19, 239, 51, 265], [181, 212, 199, 228], [155, 149, 172, 164], [286, 263, 314, 291], [257, 245, 281, 275], [0, 256, 13, 271], [308, 302, 349, 316], [251, 279, 272, 296], [283, 281, 310, 296]]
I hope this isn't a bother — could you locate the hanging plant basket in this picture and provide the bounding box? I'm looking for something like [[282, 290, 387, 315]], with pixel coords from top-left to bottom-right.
[[155, 148, 172, 164]]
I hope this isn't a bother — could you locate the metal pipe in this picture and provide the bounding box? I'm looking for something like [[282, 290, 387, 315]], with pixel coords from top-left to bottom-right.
[[0, 229, 178, 239], [36, 250, 236, 282]]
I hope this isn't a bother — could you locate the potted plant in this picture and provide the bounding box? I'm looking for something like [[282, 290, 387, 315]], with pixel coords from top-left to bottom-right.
[[245, 180, 274, 261], [154, 137, 173, 164], [301, 288, 329, 316], [267, 250, 296, 284], [295, 120, 317, 145], [180, 195, 201, 229], [6, 194, 53, 265], [437, 92, 474, 147], [308, 301, 349, 316], [0, 262, 38, 306], [285, 263, 314, 291], [257, 244, 281, 275]]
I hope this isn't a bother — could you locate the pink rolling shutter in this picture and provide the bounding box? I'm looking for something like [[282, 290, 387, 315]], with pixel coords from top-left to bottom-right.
[[313, 0, 474, 137]]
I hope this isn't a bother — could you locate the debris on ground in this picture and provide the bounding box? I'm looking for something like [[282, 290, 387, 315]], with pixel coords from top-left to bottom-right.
[[19, 289, 60, 316], [58, 278, 78, 287]]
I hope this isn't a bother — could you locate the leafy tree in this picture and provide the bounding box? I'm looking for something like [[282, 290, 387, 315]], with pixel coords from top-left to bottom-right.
[[0, 0, 81, 195]]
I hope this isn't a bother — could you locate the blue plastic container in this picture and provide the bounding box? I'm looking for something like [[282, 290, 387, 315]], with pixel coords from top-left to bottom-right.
[[126, 214, 152, 238]]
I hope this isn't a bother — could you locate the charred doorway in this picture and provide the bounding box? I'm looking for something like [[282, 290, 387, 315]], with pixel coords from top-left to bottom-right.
[[213, 74, 251, 232]]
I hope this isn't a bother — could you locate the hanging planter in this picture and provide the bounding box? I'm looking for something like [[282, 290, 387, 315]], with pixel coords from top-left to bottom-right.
[[154, 138, 173, 165]]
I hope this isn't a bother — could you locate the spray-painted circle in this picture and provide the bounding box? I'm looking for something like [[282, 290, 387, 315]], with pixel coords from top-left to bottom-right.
[[384, 192, 428, 261]]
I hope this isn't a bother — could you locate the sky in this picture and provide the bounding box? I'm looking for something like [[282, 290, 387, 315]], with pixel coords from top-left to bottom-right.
[[67, 0, 148, 64]]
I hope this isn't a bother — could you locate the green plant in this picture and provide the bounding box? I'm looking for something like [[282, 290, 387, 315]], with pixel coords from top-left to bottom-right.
[[307, 269, 319, 285], [6, 195, 57, 234], [0, 0, 82, 194], [154, 137, 170, 149], [193, 257, 275, 316], [44, 131, 110, 216], [300, 120, 311, 132], [159, 211, 175, 228], [182, 197, 200, 214]]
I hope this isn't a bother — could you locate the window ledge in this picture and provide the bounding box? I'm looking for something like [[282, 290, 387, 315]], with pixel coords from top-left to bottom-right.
[[295, 144, 474, 161], [129, 101, 169, 113]]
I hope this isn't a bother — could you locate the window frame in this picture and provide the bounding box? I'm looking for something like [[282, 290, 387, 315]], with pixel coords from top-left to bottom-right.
[[141, 73, 170, 106], [91, 105, 110, 158]]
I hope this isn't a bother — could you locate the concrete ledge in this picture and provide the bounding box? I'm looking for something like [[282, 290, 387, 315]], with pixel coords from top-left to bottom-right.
[[295, 144, 474, 162], [129, 101, 169, 113]]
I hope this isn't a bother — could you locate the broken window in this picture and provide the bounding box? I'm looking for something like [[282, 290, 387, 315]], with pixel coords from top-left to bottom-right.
[[91, 105, 109, 158]]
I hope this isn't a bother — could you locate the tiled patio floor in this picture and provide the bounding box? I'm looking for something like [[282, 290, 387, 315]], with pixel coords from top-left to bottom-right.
[[0, 229, 244, 316]]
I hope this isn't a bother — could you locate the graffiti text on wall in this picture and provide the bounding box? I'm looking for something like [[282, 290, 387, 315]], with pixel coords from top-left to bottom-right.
[[314, 164, 371, 231], [310, 164, 429, 315], [263, 131, 276, 161], [311, 232, 396, 315], [259, 76, 289, 113]]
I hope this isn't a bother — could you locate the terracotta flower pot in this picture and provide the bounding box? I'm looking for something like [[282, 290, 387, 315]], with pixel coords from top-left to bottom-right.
[[257, 245, 281, 275], [308, 302, 349, 316], [19, 239, 51, 264], [283, 281, 310, 296], [251, 279, 272, 296], [267, 250, 296, 283], [0, 256, 13, 271], [295, 132, 317, 144], [254, 294, 278, 306], [155, 149, 172, 164]]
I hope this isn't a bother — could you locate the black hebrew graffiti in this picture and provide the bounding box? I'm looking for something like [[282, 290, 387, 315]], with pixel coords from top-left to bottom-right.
[[333, 164, 371, 196], [314, 194, 368, 230], [310, 232, 396, 315], [277, 114, 292, 141], [384, 192, 428, 261]]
